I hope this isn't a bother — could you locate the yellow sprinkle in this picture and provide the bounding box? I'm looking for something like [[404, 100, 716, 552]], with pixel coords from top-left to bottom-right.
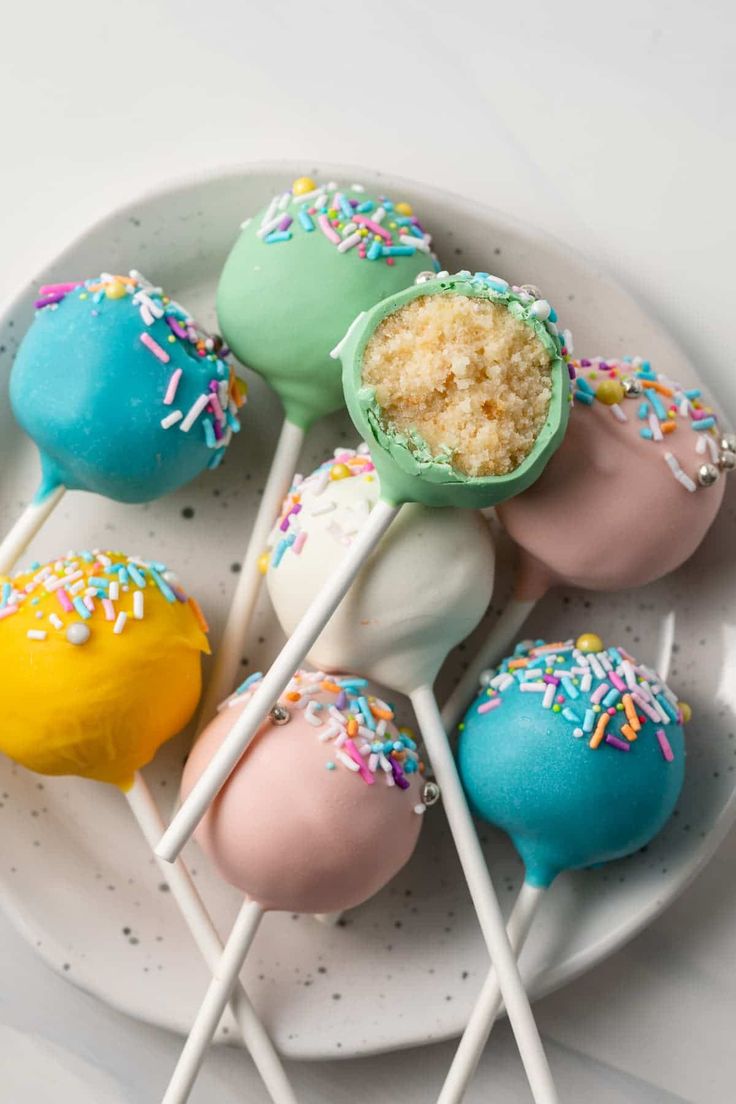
[[105, 280, 127, 300], [329, 463, 351, 481], [678, 701, 692, 723], [257, 551, 270, 575], [395, 201, 413, 216], [292, 176, 317, 196], [576, 632, 603, 653]]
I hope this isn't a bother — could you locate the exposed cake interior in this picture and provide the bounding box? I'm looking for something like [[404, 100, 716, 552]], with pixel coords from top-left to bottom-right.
[[362, 294, 553, 477]]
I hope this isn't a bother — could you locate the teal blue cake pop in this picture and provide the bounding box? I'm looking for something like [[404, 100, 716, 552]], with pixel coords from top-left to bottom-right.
[[10, 272, 245, 504], [457, 634, 686, 888]]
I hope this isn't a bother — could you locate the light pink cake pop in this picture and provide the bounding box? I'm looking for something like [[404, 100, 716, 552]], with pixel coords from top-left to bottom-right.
[[181, 671, 430, 914], [497, 357, 731, 599]]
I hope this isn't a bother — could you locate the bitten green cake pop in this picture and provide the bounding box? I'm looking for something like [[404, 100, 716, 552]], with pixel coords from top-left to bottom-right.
[[217, 176, 439, 429], [198, 177, 442, 731]]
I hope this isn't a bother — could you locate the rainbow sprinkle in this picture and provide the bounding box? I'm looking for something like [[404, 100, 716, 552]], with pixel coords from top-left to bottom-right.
[[222, 669, 425, 801], [252, 178, 439, 269], [470, 637, 684, 761]]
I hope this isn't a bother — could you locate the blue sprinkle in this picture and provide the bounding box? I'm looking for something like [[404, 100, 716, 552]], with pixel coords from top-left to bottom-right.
[[356, 200, 375, 213], [409, 224, 425, 239], [338, 677, 369, 689], [603, 688, 621, 708], [264, 230, 292, 244], [88, 577, 109, 589], [685, 388, 701, 399], [1, 582, 11, 608], [357, 696, 376, 730], [367, 239, 383, 261], [563, 707, 581, 723], [640, 427, 653, 440], [574, 389, 594, 405], [226, 411, 241, 432], [583, 709, 595, 733], [29, 561, 41, 571], [548, 307, 558, 323], [298, 207, 315, 232], [648, 390, 667, 420], [236, 672, 263, 694], [561, 677, 579, 699], [657, 694, 679, 722], [72, 597, 91, 620], [692, 416, 716, 431], [339, 195, 353, 220], [118, 567, 129, 585], [81, 551, 95, 563], [271, 538, 290, 568], [326, 761, 336, 771], [576, 377, 595, 394], [150, 569, 176, 603], [404, 759, 417, 774], [637, 401, 650, 419], [395, 216, 414, 226], [127, 563, 147, 588], [202, 417, 216, 449], [208, 448, 226, 469], [381, 245, 416, 257]]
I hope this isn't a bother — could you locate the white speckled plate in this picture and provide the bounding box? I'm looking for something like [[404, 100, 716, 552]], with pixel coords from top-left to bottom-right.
[[0, 163, 734, 1060]]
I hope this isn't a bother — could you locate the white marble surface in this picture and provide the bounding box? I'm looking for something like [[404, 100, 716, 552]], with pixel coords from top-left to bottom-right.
[[0, 1, 734, 1101]]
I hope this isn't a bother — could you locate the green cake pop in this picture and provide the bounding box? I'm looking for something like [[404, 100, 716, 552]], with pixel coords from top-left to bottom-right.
[[199, 177, 441, 732]]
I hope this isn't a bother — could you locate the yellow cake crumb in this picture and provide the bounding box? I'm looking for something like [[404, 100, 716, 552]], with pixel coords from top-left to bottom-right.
[[362, 294, 553, 477]]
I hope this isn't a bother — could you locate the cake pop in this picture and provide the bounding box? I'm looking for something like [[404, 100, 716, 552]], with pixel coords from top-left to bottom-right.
[[0, 549, 295, 1104], [439, 634, 687, 1103], [0, 272, 245, 573], [164, 672, 431, 1103], [264, 450, 561, 1104], [443, 356, 730, 720], [199, 177, 441, 732], [159, 270, 572, 864]]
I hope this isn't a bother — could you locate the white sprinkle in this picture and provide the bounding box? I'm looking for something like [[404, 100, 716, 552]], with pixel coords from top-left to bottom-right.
[[68, 579, 85, 596], [305, 701, 323, 727], [318, 723, 342, 743], [27, 629, 46, 641], [328, 706, 347, 727], [133, 591, 144, 620], [399, 234, 430, 253], [375, 720, 387, 738], [413, 804, 426, 815], [587, 653, 605, 680], [48, 613, 63, 630], [179, 393, 211, 433], [161, 410, 183, 429], [113, 612, 127, 635], [259, 195, 279, 229], [337, 232, 362, 253], [610, 403, 627, 423], [379, 755, 393, 773], [597, 651, 613, 672], [542, 684, 556, 709], [109, 581, 120, 601], [706, 435, 719, 463], [239, 218, 251, 231], [309, 500, 336, 517], [573, 728, 584, 739], [277, 191, 291, 211], [648, 413, 663, 441], [256, 213, 287, 239], [336, 750, 360, 772], [45, 569, 82, 593], [368, 753, 380, 772], [581, 672, 593, 693], [663, 451, 695, 491], [520, 681, 547, 692], [695, 434, 706, 454], [372, 206, 386, 224], [620, 660, 638, 691]]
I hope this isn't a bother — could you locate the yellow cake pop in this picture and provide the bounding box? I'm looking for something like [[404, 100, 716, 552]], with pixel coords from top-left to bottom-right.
[[0, 550, 209, 787]]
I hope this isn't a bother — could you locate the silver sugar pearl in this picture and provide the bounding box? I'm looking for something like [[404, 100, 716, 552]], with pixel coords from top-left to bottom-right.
[[697, 463, 720, 487], [269, 704, 291, 725], [622, 377, 643, 398], [66, 622, 91, 646], [478, 668, 497, 688], [519, 283, 542, 299], [718, 449, 736, 471], [422, 780, 441, 807], [414, 271, 436, 285], [719, 434, 736, 453]]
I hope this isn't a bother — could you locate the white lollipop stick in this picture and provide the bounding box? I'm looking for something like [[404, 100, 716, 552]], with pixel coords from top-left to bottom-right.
[[441, 598, 536, 730], [0, 485, 66, 574], [196, 419, 305, 729], [156, 499, 400, 863], [410, 685, 558, 1104], [657, 609, 676, 682], [125, 776, 295, 1104], [162, 899, 265, 1104], [437, 882, 545, 1104]]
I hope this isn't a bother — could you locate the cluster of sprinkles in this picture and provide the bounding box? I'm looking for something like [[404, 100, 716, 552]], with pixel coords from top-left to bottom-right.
[[262, 445, 376, 571], [0, 550, 208, 645], [245, 176, 440, 268], [467, 632, 689, 762], [222, 669, 429, 812], [571, 356, 736, 491], [33, 271, 246, 469]]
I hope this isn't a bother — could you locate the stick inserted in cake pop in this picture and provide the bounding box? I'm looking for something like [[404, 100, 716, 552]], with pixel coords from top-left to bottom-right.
[[163, 671, 430, 1104], [443, 356, 731, 722], [438, 633, 688, 1103], [263, 447, 559, 1104], [158, 271, 572, 865], [0, 551, 295, 1104], [0, 274, 245, 575], [197, 178, 441, 726]]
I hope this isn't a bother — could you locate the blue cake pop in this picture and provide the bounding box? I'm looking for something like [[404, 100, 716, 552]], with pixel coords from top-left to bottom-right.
[[10, 272, 246, 504], [457, 633, 686, 888]]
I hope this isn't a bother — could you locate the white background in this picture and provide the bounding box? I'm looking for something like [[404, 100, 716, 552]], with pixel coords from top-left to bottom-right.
[[0, 1, 734, 1101]]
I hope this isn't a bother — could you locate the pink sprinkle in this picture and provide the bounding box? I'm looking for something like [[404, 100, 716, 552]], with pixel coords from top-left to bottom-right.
[[344, 738, 375, 784], [57, 589, 73, 612], [102, 598, 116, 622], [83, 595, 95, 613], [610, 672, 627, 692], [163, 368, 183, 405], [208, 390, 226, 423], [0, 604, 18, 620], [591, 682, 610, 705], [317, 214, 341, 245], [38, 281, 83, 295], [140, 331, 171, 364], [656, 728, 675, 762], [478, 697, 502, 714], [353, 215, 392, 242], [293, 531, 308, 555], [632, 692, 662, 724]]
